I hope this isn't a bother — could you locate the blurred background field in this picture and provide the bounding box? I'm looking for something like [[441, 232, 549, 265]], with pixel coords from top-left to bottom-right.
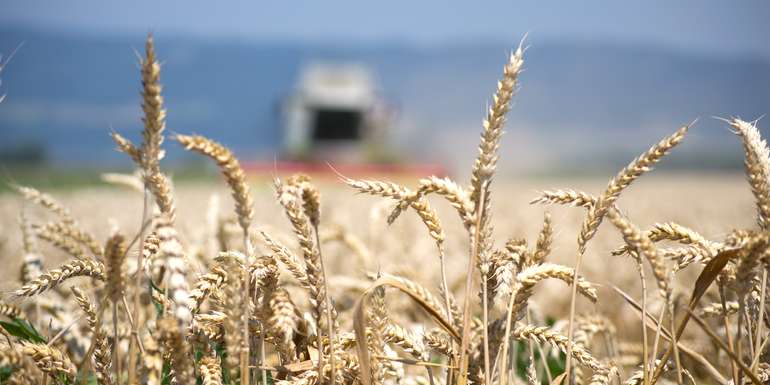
[[1, 0, 769, 185]]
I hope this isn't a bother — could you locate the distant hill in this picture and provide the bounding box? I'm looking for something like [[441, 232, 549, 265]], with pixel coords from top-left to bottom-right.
[[0, 27, 768, 174]]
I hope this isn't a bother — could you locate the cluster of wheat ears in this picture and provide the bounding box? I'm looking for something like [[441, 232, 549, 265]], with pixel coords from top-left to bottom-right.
[[1, 34, 769, 385]]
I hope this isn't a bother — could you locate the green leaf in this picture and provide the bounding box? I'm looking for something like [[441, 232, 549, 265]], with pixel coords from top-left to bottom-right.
[[0, 366, 14, 382], [0, 318, 46, 343]]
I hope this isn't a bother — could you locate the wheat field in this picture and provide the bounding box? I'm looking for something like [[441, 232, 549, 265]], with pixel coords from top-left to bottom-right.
[[0, 34, 768, 385]]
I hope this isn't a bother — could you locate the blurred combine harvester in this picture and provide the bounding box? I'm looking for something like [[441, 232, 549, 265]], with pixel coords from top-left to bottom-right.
[[282, 63, 387, 161], [247, 63, 445, 177]]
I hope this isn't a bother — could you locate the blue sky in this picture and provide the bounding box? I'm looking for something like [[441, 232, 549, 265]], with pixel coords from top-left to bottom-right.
[[3, 1, 770, 57]]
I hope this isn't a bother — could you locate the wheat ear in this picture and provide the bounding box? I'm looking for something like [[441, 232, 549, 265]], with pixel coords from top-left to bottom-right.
[[104, 232, 127, 304], [170, 135, 257, 385], [200, 355, 224, 385], [267, 287, 299, 346], [468, 43, 525, 204], [136, 33, 176, 221], [189, 264, 228, 314], [71, 287, 113, 385], [260, 231, 310, 287], [611, 221, 716, 257], [578, 124, 690, 254], [158, 317, 194, 385], [531, 212, 553, 266], [606, 208, 670, 299], [13, 258, 105, 297], [513, 325, 606, 373], [33, 223, 85, 257], [566, 123, 689, 378], [18, 210, 44, 283], [12, 184, 75, 224], [730, 118, 770, 228], [156, 216, 193, 326], [174, 134, 254, 236], [531, 188, 597, 208], [461, 42, 526, 385], [0, 302, 22, 318], [21, 342, 77, 383], [34, 221, 102, 257], [219, 253, 246, 375]]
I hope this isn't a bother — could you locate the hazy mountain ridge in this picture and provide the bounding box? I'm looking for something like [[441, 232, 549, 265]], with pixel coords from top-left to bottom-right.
[[0, 27, 768, 170]]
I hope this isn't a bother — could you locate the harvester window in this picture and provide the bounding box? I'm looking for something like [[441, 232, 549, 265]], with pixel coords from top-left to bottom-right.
[[312, 108, 362, 141]]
